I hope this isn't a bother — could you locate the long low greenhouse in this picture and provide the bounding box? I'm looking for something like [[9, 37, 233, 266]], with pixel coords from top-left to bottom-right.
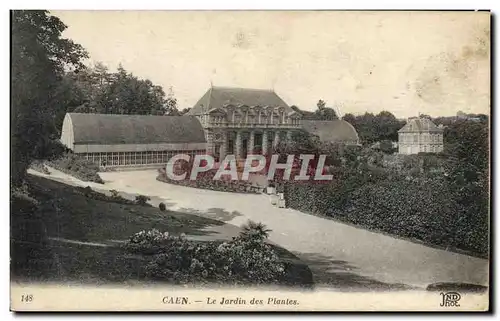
[[60, 113, 207, 168]]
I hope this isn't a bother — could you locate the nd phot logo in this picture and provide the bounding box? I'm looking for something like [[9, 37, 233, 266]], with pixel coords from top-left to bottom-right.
[[440, 292, 461, 307]]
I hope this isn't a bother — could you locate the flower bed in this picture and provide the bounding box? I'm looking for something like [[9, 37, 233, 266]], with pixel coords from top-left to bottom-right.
[[123, 222, 288, 285], [156, 169, 261, 194]]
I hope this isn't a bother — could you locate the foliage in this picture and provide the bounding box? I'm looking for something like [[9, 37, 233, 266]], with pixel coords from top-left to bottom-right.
[[49, 152, 104, 183], [135, 195, 151, 206], [157, 170, 260, 194], [126, 225, 285, 285], [56, 63, 180, 128], [11, 10, 88, 185], [379, 140, 396, 154], [342, 111, 405, 145], [239, 220, 272, 243], [109, 189, 120, 198], [284, 118, 489, 257], [29, 160, 51, 175], [124, 229, 173, 255], [290, 101, 338, 120]]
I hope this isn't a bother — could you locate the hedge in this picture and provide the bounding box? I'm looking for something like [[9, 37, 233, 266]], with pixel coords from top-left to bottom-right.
[[285, 174, 488, 257]]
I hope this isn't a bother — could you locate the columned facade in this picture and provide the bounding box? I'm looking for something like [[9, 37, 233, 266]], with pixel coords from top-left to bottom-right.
[[248, 131, 255, 155], [235, 131, 243, 159], [273, 131, 281, 148], [201, 128, 301, 161], [188, 86, 304, 161], [202, 128, 297, 160], [262, 130, 269, 156]]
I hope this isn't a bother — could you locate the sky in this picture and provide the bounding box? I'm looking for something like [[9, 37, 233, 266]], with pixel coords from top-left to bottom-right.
[[52, 10, 490, 118]]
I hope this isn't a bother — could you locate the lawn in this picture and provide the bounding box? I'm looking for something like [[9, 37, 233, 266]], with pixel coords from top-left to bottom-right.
[[11, 175, 313, 288], [28, 175, 237, 242]]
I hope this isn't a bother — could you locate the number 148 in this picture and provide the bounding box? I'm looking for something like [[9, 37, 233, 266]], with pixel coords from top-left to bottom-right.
[[21, 294, 33, 302]]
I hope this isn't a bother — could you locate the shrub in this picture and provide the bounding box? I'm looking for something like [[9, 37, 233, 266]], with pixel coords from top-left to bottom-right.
[[83, 186, 93, 197], [109, 189, 120, 198], [239, 220, 272, 243], [159, 202, 166, 211], [125, 225, 285, 285], [379, 140, 395, 154], [135, 195, 151, 206], [284, 163, 488, 257], [143, 236, 285, 285], [124, 229, 173, 254], [29, 160, 51, 175], [49, 152, 104, 183], [74, 187, 135, 206]]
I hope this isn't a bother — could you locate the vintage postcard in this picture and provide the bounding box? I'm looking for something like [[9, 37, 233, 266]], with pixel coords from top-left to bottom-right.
[[10, 10, 490, 311]]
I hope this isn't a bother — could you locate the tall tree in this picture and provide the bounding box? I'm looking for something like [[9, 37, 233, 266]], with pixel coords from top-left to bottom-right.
[[66, 63, 178, 117], [314, 99, 338, 120], [342, 111, 404, 145], [316, 99, 326, 110], [11, 10, 88, 184]]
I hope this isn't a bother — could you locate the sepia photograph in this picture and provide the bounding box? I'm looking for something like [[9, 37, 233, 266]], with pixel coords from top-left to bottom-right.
[[10, 9, 490, 311]]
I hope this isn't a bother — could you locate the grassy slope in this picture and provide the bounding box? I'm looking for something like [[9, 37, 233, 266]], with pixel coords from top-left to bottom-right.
[[28, 175, 235, 242], [12, 175, 312, 287]]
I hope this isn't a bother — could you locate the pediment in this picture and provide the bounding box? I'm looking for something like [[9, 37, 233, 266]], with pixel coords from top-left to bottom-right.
[[208, 108, 227, 115]]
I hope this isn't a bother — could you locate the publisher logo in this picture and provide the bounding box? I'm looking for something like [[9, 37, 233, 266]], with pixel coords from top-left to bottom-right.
[[440, 292, 461, 307]]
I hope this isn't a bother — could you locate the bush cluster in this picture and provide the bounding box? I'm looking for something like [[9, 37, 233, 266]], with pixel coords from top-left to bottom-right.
[[29, 160, 51, 175], [284, 161, 488, 257], [74, 186, 139, 206], [135, 195, 151, 206], [124, 228, 174, 255], [49, 153, 104, 184], [124, 222, 286, 285], [157, 170, 260, 194]]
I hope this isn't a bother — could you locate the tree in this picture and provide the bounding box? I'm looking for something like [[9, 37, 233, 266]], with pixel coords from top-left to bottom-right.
[[341, 111, 404, 145], [291, 102, 338, 120], [314, 99, 338, 120], [443, 120, 489, 252], [163, 86, 179, 115], [11, 10, 88, 185], [316, 99, 326, 110], [178, 108, 191, 116], [61, 63, 179, 117], [342, 113, 356, 125]]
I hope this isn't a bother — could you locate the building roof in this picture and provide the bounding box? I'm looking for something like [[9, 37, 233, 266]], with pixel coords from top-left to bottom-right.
[[65, 113, 206, 145], [187, 86, 293, 115], [302, 120, 360, 143], [398, 117, 443, 133]]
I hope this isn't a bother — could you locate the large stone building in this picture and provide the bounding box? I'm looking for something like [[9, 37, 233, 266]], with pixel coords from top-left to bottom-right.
[[186, 86, 303, 161], [398, 117, 444, 154], [60, 86, 360, 168]]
